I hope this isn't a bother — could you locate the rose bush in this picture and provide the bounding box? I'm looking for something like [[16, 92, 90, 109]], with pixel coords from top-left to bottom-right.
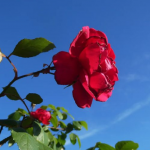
[[53, 26, 118, 108], [30, 108, 51, 125]]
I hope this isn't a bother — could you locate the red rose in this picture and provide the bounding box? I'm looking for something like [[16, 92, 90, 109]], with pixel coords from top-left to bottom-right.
[[53, 26, 118, 108], [30, 108, 51, 125]]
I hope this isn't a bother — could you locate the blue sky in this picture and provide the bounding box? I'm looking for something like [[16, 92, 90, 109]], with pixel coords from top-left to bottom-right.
[[0, 0, 150, 149]]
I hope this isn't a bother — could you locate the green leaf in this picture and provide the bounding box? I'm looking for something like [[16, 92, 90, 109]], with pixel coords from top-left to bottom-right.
[[3, 86, 20, 100], [12, 38, 55, 58], [0, 119, 19, 128], [58, 132, 66, 145], [8, 111, 21, 121], [17, 108, 29, 115], [52, 136, 58, 150], [40, 105, 48, 110], [26, 127, 33, 135], [79, 121, 88, 130], [60, 107, 75, 119], [55, 110, 63, 120], [38, 141, 53, 150], [76, 134, 81, 148], [62, 113, 67, 120], [69, 133, 81, 148], [68, 113, 74, 120], [69, 133, 76, 145], [115, 141, 139, 150], [73, 121, 82, 130], [56, 107, 61, 110], [59, 121, 67, 128], [96, 142, 115, 150], [11, 128, 53, 150], [44, 130, 54, 143], [50, 114, 58, 128], [21, 117, 32, 128], [60, 107, 68, 113], [25, 93, 43, 104], [33, 122, 49, 146], [11, 128, 39, 150], [65, 123, 73, 134], [48, 104, 56, 110]]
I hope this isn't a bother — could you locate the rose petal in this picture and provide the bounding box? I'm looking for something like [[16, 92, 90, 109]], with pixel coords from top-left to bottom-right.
[[104, 67, 119, 83], [72, 80, 93, 108], [89, 28, 108, 44], [107, 44, 115, 60], [79, 43, 107, 74], [79, 69, 95, 99], [39, 116, 50, 125], [97, 91, 112, 102], [85, 37, 107, 48], [53, 51, 81, 85], [89, 72, 108, 94], [69, 26, 90, 57], [30, 112, 38, 119], [100, 58, 113, 72]]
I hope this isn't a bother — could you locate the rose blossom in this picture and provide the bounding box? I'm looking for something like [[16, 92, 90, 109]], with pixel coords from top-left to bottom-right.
[[53, 26, 118, 108], [30, 108, 51, 125]]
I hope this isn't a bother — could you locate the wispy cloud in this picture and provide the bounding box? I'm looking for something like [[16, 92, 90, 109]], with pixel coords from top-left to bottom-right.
[[65, 126, 109, 146], [65, 96, 150, 146], [121, 73, 150, 82], [112, 97, 150, 124]]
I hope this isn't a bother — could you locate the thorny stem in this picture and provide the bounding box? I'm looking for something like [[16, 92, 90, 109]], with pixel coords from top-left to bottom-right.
[[0, 66, 55, 97], [0, 55, 55, 115]]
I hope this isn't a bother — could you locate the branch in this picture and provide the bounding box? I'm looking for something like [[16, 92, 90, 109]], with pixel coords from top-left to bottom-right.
[[4, 93, 30, 114], [6, 56, 18, 79], [0, 135, 11, 147], [0, 126, 3, 134], [0, 66, 55, 98]]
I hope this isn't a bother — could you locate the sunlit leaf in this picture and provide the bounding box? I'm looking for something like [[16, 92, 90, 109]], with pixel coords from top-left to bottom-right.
[[96, 142, 115, 150], [73, 121, 82, 130], [115, 141, 139, 150], [79, 121, 88, 130], [50, 114, 58, 128], [17, 108, 29, 115], [12, 38, 55, 58], [8, 111, 21, 121], [33, 122, 49, 146]]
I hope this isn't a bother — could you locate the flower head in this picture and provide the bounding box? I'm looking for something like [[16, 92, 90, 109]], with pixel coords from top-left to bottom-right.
[[53, 26, 118, 108], [30, 108, 51, 125]]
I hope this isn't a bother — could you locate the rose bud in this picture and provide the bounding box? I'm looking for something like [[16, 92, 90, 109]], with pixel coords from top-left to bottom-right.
[[30, 108, 51, 125]]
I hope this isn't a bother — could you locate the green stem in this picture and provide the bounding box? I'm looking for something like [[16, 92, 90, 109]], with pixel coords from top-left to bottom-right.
[[4, 93, 30, 114]]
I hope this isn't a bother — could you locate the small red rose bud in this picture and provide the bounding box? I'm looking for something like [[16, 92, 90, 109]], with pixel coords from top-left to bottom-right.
[[30, 108, 51, 125]]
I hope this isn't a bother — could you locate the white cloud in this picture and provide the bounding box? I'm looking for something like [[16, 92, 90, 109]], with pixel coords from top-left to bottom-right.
[[65, 96, 150, 146], [112, 97, 150, 124]]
